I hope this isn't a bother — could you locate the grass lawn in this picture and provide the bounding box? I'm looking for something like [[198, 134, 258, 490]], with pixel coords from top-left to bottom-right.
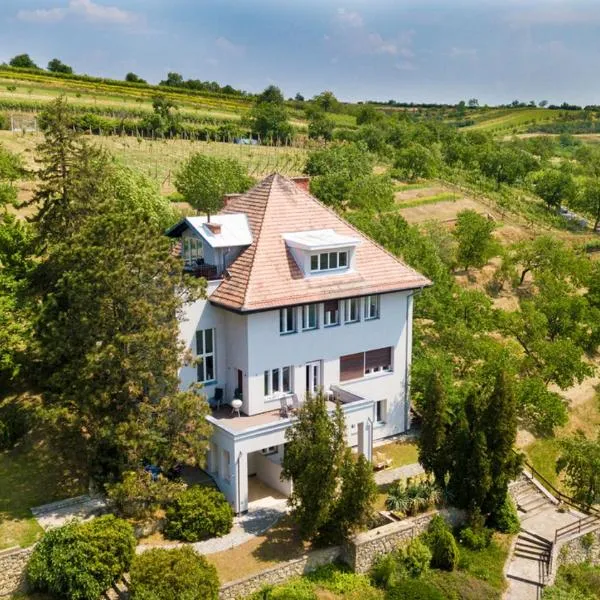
[[523, 386, 600, 495], [206, 515, 308, 583], [375, 440, 419, 469], [0, 396, 87, 549]]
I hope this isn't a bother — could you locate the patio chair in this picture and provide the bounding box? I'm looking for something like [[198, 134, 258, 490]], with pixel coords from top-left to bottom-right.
[[291, 393, 301, 412], [212, 387, 223, 410]]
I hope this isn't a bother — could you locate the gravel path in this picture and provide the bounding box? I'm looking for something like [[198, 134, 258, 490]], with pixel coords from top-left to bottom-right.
[[374, 463, 424, 486]]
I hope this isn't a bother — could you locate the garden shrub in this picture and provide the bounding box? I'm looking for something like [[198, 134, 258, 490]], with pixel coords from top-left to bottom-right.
[[164, 485, 233, 542], [27, 515, 135, 600], [459, 526, 493, 550], [129, 546, 219, 600], [385, 478, 440, 517], [106, 470, 185, 520], [401, 538, 432, 578], [251, 578, 317, 600], [306, 563, 375, 595], [385, 578, 445, 600], [370, 551, 401, 589], [425, 516, 460, 571], [489, 495, 520, 534]]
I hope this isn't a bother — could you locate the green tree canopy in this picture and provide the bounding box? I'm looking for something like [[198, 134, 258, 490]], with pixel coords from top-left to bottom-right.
[[174, 153, 253, 219], [534, 168, 577, 209], [247, 102, 293, 141], [556, 432, 600, 507], [453, 209, 497, 271], [125, 72, 146, 83], [575, 177, 600, 231], [281, 392, 376, 544], [394, 142, 441, 181], [47, 58, 73, 74], [9, 53, 38, 69], [256, 85, 285, 105], [347, 174, 394, 212]]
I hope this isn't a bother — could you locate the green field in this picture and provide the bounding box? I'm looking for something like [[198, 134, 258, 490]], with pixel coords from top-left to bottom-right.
[[466, 107, 561, 133]]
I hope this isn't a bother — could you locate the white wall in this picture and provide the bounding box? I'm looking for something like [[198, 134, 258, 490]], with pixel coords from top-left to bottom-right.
[[253, 452, 293, 497], [244, 292, 411, 425]]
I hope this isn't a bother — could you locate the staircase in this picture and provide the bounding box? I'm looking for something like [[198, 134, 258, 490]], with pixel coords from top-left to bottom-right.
[[504, 470, 598, 600]]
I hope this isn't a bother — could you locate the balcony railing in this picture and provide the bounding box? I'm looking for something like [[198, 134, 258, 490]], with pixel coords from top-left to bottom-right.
[[184, 262, 220, 280]]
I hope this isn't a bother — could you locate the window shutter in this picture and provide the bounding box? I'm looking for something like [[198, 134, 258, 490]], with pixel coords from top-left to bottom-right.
[[365, 347, 391, 371], [340, 352, 364, 382]]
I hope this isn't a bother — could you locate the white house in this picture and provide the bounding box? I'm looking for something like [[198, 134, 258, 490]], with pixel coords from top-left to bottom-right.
[[168, 174, 431, 513]]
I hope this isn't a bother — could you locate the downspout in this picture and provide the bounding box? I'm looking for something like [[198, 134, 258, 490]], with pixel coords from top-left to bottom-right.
[[367, 416, 374, 462], [404, 288, 423, 432]]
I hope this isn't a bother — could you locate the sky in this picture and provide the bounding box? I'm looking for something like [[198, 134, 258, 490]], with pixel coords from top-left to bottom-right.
[[1, 0, 600, 106]]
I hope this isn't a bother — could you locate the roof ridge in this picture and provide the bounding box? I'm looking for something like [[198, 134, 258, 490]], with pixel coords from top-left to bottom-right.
[[234, 174, 277, 310], [272, 173, 428, 281]]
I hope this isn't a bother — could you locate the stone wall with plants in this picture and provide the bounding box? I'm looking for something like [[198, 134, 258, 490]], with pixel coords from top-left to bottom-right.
[[557, 527, 600, 567], [0, 546, 34, 597], [347, 508, 465, 574]]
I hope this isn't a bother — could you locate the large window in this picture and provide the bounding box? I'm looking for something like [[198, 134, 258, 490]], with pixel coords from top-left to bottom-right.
[[182, 237, 203, 267], [302, 304, 319, 330], [310, 251, 349, 273], [279, 307, 297, 335], [264, 366, 293, 396], [364, 295, 380, 320], [324, 299, 340, 327], [340, 347, 392, 382], [196, 328, 216, 383], [343, 298, 360, 324]]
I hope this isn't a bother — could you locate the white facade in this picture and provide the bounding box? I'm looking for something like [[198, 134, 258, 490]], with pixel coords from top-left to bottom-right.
[[178, 287, 415, 513]]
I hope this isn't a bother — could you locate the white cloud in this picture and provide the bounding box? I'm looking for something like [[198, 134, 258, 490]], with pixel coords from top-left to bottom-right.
[[368, 33, 397, 55], [215, 36, 245, 57], [336, 8, 363, 28], [17, 0, 138, 25]]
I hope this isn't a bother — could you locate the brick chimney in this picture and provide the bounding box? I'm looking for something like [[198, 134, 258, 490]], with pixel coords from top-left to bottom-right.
[[206, 222, 222, 234], [291, 176, 310, 192], [222, 193, 242, 208]]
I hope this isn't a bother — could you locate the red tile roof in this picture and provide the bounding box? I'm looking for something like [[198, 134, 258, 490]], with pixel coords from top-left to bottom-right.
[[210, 174, 431, 312]]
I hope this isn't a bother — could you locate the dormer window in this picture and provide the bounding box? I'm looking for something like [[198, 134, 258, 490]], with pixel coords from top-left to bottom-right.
[[282, 229, 359, 278], [310, 251, 348, 273]]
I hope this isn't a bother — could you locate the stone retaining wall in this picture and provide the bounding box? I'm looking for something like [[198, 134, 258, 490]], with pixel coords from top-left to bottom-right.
[[347, 507, 465, 574], [557, 527, 600, 567], [218, 546, 342, 600], [0, 546, 34, 597]]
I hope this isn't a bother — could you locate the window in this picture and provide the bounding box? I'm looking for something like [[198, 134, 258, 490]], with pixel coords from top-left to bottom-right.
[[302, 304, 318, 330], [196, 328, 216, 383], [261, 446, 278, 456], [264, 366, 293, 396], [376, 400, 387, 424], [182, 237, 203, 267], [343, 298, 360, 324], [324, 299, 340, 327], [340, 347, 392, 382], [279, 307, 297, 334], [364, 295, 380, 320], [365, 347, 392, 374], [222, 450, 230, 483], [310, 251, 350, 273]]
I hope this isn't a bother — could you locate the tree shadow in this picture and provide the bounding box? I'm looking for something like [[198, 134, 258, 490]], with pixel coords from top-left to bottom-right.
[[250, 515, 307, 563]]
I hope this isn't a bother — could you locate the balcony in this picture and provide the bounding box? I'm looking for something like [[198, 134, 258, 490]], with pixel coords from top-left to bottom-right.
[[185, 262, 220, 281]]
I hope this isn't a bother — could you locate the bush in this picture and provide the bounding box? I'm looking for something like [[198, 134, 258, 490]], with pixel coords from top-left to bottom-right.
[[371, 551, 401, 589], [401, 538, 432, 578], [129, 546, 219, 600], [27, 515, 136, 600], [385, 478, 440, 517], [489, 495, 520, 534], [251, 579, 317, 600], [459, 526, 493, 550], [0, 400, 30, 450], [306, 564, 375, 595], [425, 516, 460, 571], [385, 578, 445, 600], [106, 470, 185, 520], [164, 485, 233, 542]]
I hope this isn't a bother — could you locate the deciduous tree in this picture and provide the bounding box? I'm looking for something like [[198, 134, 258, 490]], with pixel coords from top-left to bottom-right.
[[556, 432, 600, 507], [47, 58, 73, 74], [454, 209, 497, 271], [174, 153, 253, 220], [9, 54, 38, 69]]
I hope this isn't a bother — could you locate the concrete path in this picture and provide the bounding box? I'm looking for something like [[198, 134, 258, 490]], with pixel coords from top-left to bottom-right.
[[504, 475, 586, 600], [136, 497, 288, 556], [374, 462, 424, 486], [31, 495, 108, 530]]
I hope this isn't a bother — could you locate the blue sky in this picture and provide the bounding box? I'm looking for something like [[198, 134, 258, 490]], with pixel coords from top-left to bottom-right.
[[1, 0, 600, 105]]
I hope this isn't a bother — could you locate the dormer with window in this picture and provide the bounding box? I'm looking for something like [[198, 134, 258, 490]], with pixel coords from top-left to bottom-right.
[[282, 229, 360, 277]]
